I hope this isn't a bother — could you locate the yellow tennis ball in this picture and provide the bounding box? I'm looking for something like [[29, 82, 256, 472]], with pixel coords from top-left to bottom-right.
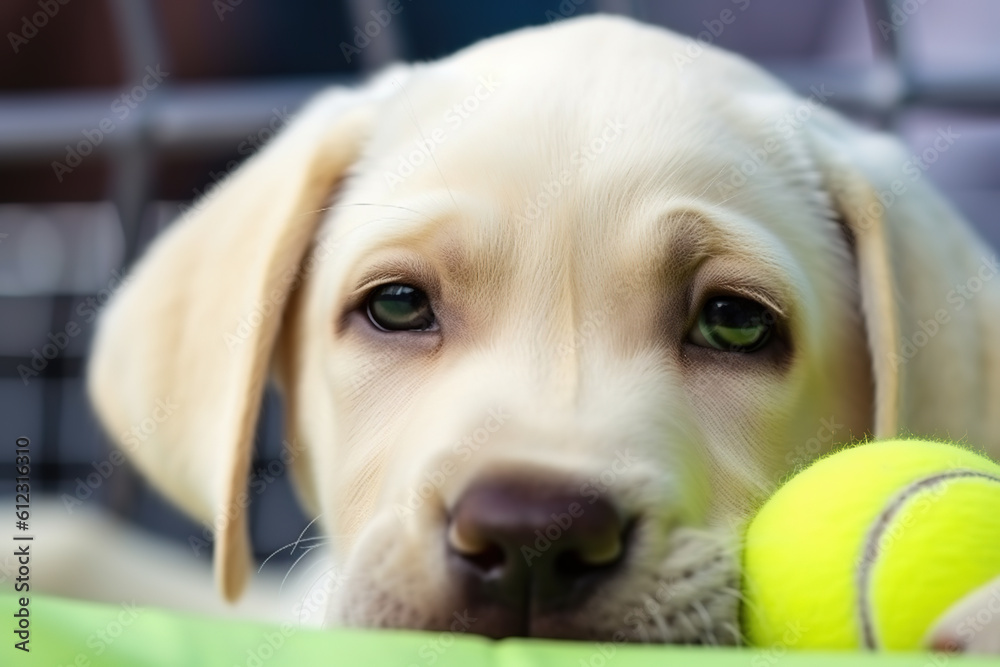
[[743, 439, 1000, 650]]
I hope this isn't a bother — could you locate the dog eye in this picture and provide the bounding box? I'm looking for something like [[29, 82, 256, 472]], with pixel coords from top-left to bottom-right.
[[366, 284, 437, 331], [689, 296, 773, 352]]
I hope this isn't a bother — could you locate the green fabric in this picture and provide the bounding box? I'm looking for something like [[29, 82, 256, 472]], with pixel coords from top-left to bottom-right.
[[4, 594, 995, 666]]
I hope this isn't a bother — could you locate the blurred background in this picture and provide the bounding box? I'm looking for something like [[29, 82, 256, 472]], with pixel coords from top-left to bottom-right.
[[1, 0, 998, 571]]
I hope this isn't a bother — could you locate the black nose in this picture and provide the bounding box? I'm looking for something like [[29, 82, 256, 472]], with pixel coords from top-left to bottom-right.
[[447, 476, 628, 618]]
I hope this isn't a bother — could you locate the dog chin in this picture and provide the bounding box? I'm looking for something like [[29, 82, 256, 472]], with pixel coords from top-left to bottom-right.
[[327, 525, 741, 645]]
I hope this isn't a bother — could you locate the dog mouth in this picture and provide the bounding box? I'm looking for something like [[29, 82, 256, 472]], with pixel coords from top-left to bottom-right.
[[329, 524, 742, 644]]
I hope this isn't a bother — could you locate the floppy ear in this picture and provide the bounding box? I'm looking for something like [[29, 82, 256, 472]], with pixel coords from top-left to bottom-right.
[[806, 109, 1000, 451], [87, 75, 402, 601]]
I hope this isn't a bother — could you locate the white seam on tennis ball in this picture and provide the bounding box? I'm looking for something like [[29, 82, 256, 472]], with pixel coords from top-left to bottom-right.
[[856, 469, 1000, 649]]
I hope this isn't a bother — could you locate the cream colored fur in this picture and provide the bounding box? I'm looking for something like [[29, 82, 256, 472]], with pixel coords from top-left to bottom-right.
[[87, 16, 1000, 647]]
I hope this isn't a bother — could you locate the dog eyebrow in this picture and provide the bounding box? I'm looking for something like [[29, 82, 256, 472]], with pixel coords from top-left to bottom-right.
[[353, 257, 433, 294], [653, 207, 793, 318], [333, 191, 458, 262], [335, 189, 518, 296], [643, 208, 725, 287]]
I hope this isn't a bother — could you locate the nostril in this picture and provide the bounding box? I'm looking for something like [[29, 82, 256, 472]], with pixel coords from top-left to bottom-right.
[[555, 542, 619, 576], [458, 541, 507, 575], [553, 517, 632, 578], [579, 532, 624, 566], [554, 549, 603, 578], [448, 521, 507, 575]]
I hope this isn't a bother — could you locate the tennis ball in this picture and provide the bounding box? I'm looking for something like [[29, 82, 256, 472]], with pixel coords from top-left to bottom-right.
[[743, 439, 1000, 650]]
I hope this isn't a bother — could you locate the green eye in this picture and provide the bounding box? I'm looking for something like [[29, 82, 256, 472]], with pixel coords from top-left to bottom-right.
[[690, 297, 774, 353], [366, 284, 436, 332]]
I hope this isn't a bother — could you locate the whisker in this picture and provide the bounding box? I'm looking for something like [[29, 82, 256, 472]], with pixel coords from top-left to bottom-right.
[[718, 584, 756, 647], [336, 202, 438, 222], [258, 515, 325, 572], [258, 542, 304, 570], [677, 608, 699, 639], [643, 594, 670, 643], [281, 544, 321, 592], [283, 535, 331, 544], [691, 599, 718, 645], [259, 539, 325, 572], [722, 621, 745, 647], [718, 585, 750, 604], [290, 514, 325, 556], [721, 583, 763, 620], [294, 204, 429, 243]]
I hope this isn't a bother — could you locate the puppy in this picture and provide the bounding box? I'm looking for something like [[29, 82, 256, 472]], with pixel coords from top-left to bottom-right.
[[88, 15, 1000, 648]]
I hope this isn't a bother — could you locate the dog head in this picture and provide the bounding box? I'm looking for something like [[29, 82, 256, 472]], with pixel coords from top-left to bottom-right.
[[88, 16, 1000, 642]]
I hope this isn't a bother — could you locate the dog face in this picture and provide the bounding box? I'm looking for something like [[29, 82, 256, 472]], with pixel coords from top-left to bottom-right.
[[289, 51, 875, 639], [88, 16, 1000, 644]]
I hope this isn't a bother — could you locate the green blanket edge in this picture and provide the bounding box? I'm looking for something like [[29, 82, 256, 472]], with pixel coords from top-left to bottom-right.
[[3, 594, 992, 666]]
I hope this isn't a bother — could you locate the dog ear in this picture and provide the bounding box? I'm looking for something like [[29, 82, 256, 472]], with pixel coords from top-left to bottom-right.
[[87, 74, 403, 601], [806, 109, 1000, 445]]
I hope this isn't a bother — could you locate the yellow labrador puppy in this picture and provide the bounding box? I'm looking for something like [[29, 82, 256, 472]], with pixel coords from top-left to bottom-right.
[[88, 16, 1000, 649]]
